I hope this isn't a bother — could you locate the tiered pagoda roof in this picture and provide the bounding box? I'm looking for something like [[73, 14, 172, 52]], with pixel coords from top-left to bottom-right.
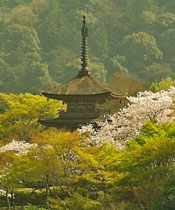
[[42, 73, 124, 100]]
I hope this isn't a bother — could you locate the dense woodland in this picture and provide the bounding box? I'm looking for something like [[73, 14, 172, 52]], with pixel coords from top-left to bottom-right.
[[0, 0, 175, 93], [1, 0, 175, 210]]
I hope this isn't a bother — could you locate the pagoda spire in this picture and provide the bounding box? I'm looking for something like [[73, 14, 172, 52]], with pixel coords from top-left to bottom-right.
[[78, 14, 89, 77]]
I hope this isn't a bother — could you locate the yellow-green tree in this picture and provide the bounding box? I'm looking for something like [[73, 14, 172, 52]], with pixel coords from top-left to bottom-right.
[[0, 93, 64, 142]]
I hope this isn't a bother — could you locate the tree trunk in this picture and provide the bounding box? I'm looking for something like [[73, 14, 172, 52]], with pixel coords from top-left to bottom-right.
[[11, 191, 16, 210], [46, 184, 49, 207], [45, 175, 49, 207], [6, 189, 10, 210]]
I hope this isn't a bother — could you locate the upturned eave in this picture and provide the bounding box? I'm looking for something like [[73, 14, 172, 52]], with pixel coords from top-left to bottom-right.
[[41, 91, 125, 101]]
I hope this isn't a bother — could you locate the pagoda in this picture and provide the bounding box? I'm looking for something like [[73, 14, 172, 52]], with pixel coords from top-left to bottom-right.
[[41, 15, 124, 129]]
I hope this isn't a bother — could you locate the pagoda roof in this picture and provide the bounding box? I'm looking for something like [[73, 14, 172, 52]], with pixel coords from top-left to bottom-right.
[[42, 72, 124, 100]]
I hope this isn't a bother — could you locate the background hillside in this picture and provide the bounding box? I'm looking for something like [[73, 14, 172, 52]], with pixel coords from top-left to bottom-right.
[[0, 0, 175, 93]]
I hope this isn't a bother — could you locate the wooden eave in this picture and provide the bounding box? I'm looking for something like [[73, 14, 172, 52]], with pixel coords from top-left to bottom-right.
[[41, 91, 124, 101]]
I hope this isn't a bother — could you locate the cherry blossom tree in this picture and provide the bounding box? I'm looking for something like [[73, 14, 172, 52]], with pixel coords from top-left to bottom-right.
[[0, 140, 37, 155], [79, 86, 175, 147], [0, 140, 37, 209]]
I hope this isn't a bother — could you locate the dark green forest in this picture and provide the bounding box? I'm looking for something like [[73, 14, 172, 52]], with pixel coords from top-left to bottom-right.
[[1, 0, 175, 93]]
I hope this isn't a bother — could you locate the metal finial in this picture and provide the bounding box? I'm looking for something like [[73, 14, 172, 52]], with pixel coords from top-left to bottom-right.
[[82, 14, 87, 38], [83, 14, 86, 24], [78, 14, 89, 77]]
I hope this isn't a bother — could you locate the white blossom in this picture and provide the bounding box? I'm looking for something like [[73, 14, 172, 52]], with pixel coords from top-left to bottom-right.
[[0, 139, 37, 155], [0, 189, 13, 198], [0, 189, 6, 197], [79, 86, 175, 148]]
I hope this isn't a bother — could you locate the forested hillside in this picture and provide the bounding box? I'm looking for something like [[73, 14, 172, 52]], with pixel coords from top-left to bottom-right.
[[0, 0, 175, 93]]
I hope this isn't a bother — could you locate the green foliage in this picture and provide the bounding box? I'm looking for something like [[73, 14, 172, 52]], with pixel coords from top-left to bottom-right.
[[0, 93, 64, 142], [0, 24, 40, 53], [160, 29, 175, 64], [122, 32, 163, 79], [24, 203, 46, 210], [88, 61, 107, 83], [140, 11, 156, 26], [0, 58, 19, 92], [120, 122, 175, 209], [140, 63, 172, 82], [2, 120, 175, 209], [151, 77, 175, 92], [0, 23, 54, 93], [156, 12, 175, 31], [155, 170, 175, 210], [111, 55, 128, 73], [4, 129, 106, 209], [100, 202, 138, 210]]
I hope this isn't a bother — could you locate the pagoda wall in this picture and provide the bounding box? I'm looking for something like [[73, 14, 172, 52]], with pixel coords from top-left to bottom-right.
[[59, 97, 105, 119]]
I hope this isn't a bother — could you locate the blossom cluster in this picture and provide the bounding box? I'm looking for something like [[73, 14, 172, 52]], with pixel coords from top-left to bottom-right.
[[0, 189, 13, 198], [79, 86, 175, 147], [0, 189, 6, 197], [0, 140, 37, 155]]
